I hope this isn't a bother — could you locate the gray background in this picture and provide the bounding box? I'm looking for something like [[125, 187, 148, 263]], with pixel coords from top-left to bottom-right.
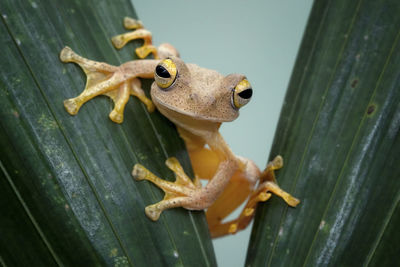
[[132, 1, 313, 266]]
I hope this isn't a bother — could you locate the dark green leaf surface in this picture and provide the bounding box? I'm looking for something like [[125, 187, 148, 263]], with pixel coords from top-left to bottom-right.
[[0, 0, 216, 266], [246, 0, 400, 266]]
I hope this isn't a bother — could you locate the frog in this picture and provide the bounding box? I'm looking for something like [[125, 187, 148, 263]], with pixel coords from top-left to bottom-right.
[[60, 17, 299, 238]]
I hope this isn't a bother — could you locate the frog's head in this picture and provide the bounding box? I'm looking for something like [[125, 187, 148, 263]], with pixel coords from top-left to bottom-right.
[[150, 57, 252, 125]]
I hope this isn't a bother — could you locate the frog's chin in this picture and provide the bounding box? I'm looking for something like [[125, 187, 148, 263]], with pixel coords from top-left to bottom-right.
[[156, 102, 224, 136], [152, 95, 237, 123]]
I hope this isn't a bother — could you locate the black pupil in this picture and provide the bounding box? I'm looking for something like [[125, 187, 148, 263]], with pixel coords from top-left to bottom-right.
[[238, 88, 253, 99], [156, 65, 171, 78]]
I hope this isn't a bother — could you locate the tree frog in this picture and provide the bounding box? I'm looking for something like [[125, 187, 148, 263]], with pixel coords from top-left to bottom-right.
[[60, 17, 299, 238]]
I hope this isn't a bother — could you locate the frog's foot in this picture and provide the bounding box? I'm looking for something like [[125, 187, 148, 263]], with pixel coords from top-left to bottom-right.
[[258, 155, 300, 207], [132, 157, 200, 220], [260, 155, 283, 183], [60, 46, 154, 123], [209, 155, 300, 238], [111, 17, 158, 59]]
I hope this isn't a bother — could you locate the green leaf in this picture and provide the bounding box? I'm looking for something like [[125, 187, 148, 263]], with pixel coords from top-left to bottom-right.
[[0, 0, 216, 266], [246, 0, 400, 266]]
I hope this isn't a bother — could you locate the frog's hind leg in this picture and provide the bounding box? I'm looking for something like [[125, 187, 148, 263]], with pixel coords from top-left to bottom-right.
[[60, 46, 152, 123], [205, 171, 255, 238], [207, 156, 300, 238], [111, 17, 158, 59], [187, 144, 257, 237], [208, 185, 272, 238]]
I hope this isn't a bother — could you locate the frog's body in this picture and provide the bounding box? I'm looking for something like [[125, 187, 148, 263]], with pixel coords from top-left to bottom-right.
[[60, 17, 299, 238]]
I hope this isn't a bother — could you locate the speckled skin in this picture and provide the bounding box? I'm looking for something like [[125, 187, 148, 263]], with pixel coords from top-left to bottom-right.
[[60, 17, 300, 238]]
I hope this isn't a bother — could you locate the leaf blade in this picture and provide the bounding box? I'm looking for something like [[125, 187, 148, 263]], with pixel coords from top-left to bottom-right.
[[0, 0, 216, 265], [246, 0, 400, 266]]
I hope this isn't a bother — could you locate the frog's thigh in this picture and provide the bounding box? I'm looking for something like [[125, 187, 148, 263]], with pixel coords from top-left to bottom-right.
[[209, 156, 301, 238], [188, 147, 253, 223], [206, 171, 252, 227], [207, 187, 271, 238]]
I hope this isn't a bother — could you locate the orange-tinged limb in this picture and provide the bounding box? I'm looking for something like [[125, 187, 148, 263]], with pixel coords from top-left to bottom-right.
[[207, 155, 299, 238], [206, 172, 253, 226], [209, 191, 272, 238]]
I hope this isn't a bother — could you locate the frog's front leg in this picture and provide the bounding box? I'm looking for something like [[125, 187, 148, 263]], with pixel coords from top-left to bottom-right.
[[60, 47, 156, 123]]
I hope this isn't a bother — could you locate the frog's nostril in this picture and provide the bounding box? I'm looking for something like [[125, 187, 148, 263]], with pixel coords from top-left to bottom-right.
[[156, 65, 171, 78], [238, 88, 253, 99]]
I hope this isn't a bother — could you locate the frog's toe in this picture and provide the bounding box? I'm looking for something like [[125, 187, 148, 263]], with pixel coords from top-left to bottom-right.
[[111, 36, 125, 49], [109, 110, 124, 124], [123, 17, 143, 30], [60, 46, 75, 62], [228, 223, 238, 234], [285, 194, 300, 207], [145, 101, 156, 113], [145, 205, 162, 221], [272, 155, 283, 169], [135, 45, 157, 59], [64, 98, 80, 115], [132, 164, 147, 181]]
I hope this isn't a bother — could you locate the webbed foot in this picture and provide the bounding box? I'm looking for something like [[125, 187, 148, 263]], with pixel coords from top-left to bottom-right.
[[60, 46, 155, 123], [259, 155, 300, 206], [132, 157, 201, 220]]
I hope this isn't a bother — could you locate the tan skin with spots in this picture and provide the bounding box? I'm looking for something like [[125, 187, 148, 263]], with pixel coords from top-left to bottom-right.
[[60, 17, 299, 238]]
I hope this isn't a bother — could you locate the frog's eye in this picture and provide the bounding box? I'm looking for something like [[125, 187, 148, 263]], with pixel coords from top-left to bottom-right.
[[154, 58, 177, 89], [232, 79, 253, 109]]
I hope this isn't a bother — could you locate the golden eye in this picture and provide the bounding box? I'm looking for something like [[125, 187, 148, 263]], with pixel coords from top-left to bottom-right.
[[154, 58, 177, 89], [232, 79, 253, 109]]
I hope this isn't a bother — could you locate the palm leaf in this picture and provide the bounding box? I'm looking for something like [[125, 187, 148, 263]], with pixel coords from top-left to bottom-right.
[[246, 0, 400, 266], [0, 0, 216, 265]]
